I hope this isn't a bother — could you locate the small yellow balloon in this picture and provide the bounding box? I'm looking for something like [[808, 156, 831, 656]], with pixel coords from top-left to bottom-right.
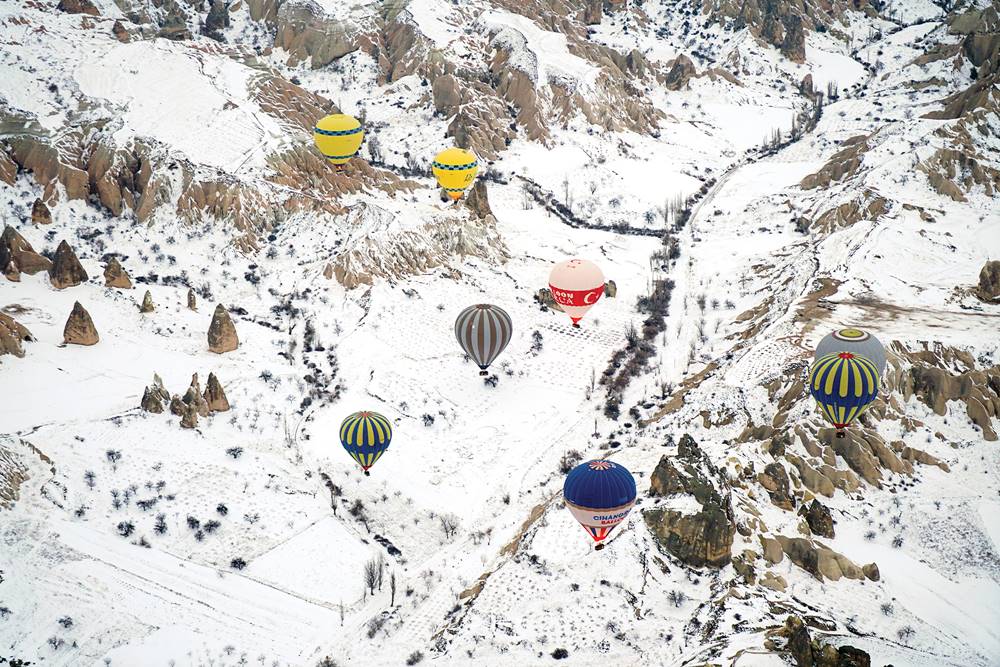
[[432, 147, 478, 200], [313, 114, 364, 168]]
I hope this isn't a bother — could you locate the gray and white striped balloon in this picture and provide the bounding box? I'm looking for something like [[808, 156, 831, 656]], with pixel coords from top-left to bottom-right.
[[455, 304, 513, 374]]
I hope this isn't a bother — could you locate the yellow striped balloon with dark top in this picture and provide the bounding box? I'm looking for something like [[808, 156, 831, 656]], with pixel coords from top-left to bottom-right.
[[340, 411, 392, 473], [432, 147, 478, 200], [808, 352, 879, 430], [313, 114, 364, 168]]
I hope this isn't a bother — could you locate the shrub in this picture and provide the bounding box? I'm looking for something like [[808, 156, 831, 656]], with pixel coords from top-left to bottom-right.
[[551, 648, 569, 660], [230, 558, 247, 570], [117, 521, 135, 537], [558, 450, 583, 474], [406, 651, 424, 665]]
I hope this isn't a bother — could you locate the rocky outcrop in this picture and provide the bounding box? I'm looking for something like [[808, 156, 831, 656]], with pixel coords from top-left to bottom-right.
[[0, 313, 34, 359], [182, 374, 210, 418], [758, 462, 794, 510], [139, 290, 155, 313], [31, 199, 51, 225], [204, 372, 230, 412], [112, 19, 130, 42], [800, 134, 871, 190], [775, 535, 865, 582], [49, 240, 88, 289], [57, 0, 99, 15], [604, 280, 617, 298], [464, 180, 494, 221], [976, 260, 1000, 302], [663, 55, 696, 90], [1, 226, 52, 277], [104, 257, 132, 289], [187, 288, 197, 310], [208, 304, 239, 353], [645, 434, 736, 567], [272, 0, 363, 69], [63, 302, 99, 346], [800, 500, 834, 538], [810, 191, 888, 233], [140, 375, 170, 413], [768, 616, 871, 667]]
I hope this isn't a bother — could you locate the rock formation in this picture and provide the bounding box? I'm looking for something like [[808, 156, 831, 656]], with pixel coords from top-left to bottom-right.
[[208, 304, 239, 353], [977, 260, 1000, 302], [758, 462, 794, 510], [800, 500, 834, 538], [140, 374, 170, 413], [179, 404, 199, 429], [31, 199, 51, 225], [182, 374, 210, 417], [768, 616, 871, 667], [603, 280, 617, 298], [104, 257, 132, 288], [187, 288, 197, 310], [63, 302, 98, 345], [645, 435, 736, 567], [112, 19, 130, 42], [1, 225, 52, 277], [57, 0, 99, 15], [204, 372, 230, 412], [139, 290, 155, 313], [0, 312, 34, 359], [49, 240, 88, 289], [663, 55, 696, 90]]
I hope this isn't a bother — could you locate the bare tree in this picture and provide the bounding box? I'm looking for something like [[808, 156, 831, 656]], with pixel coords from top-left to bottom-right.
[[376, 553, 385, 591], [390, 572, 397, 606], [338, 600, 344, 627], [439, 514, 459, 540], [363, 558, 378, 597]]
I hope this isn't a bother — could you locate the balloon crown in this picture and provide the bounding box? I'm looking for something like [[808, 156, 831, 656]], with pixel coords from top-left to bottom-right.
[[588, 460, 614, 471], [837, 352, 856, 359], [835, 328, 869, 341]]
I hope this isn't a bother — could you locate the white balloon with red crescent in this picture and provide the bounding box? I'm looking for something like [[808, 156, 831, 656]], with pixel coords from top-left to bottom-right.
[[548, 258, 605, 326]]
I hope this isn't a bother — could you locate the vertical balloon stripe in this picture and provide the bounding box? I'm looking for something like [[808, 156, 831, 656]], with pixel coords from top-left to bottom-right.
[[851, 362, 863, 397]]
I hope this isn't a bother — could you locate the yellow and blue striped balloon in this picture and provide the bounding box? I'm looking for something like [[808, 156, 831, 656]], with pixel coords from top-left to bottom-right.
[[340, 411, 392, 475], [808, 352, 879, 433], [313, 114, 364, 168]]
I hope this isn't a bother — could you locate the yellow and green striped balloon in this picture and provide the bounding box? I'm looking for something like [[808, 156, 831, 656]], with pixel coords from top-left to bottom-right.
[[313, 114, 364, 168], [432, 147, 478, 200], [808, 352, 879, 435], [339, 411, 392, 475]]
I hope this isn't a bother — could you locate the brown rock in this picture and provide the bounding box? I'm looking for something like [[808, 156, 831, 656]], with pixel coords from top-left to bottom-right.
[[758, 462, 794, 510], [643, 502, 736, 567], [63, 301, 98, 345], [169, 395, 185, 416], [4, 261, 20, 282], [57, 0, 99, 15], [180, 403, 199, 429], [207, 304, 239, 353], [801, 499, 835, 538], [49, 240, 88, 289], [104, 257, 132, 288], [0, 312, 34, 358], [464, 180, 493, 220], [836, 645, 871, 667], [862, 562, 880, 581], [760, 571, 787, 592], [182, 374, 210, 417], [322, 263, 334, 280], [663, 54, 696, 90], [139, 290, 155, 313], [31, 199, 51, 225], [977, 260, 1000, 302], [1, 225, 52, 276], [112, 19, 130, 42], [204, 372, 230, 412], [760, 535, 784, 564], [187, 288, 197, 310], [141, 386, 165, 413], [604, 280, 617, 298]]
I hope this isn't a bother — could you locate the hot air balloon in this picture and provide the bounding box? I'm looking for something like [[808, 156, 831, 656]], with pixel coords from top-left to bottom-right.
[[563, 459, 637, 550], [313, 114, 364, 169], [340, 411, 392, 476], [548, 259, 605, 327], [808, 352, 879, 438], [814, 328, 886, 378], [432, 148, 478, 201], [455, 304, 512, 376]]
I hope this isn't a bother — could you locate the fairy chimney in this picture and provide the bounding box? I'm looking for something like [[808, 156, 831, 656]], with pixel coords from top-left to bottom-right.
[[1, 225, 52, 276], [0, 312, 34, 358], [187, 288, 197, 311], [104, 257, 132, 288], [179, 403, 199, 429], [208, 304, 238, 354], [204, 372, 230, 412], [31, 199, 52, 225], [4, 261, 20, 282], [182, 373, 210, 417], [63, 301, 99, 345], [140, 374, 171, 413], [49, 240, 88, 289], [139, 290, 155, 313]]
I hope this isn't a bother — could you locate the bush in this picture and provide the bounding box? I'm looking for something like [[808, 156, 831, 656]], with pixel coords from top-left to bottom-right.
[[551, 648, 569, 659], [216, 503, 229, 516], [406, 651, 424, 665], [117, 521, 135, 537], [230, 558, 247, 570], [558, 450, 583, 474]]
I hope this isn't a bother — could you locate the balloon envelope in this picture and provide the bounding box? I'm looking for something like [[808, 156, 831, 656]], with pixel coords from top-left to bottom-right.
[[548, 259, 605, 325], [814, 328, 886, 378], [563, 460, 637, 543], [808, 352, 879, 429], [313, 114, 364, 166], [340, 411, 392, 472], [432, 148, 478, 200], [455, 304, 512, 371]]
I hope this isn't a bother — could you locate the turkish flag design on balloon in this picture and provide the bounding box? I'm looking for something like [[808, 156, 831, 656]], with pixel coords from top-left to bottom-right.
[[549, 258, 605, 325]]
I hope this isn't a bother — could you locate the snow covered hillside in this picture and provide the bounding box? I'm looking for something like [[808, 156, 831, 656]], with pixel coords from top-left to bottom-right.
[[1, 0, 999, 665]]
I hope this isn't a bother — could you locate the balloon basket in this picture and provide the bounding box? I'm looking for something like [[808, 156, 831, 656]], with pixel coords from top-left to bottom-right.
[[835, 430, 845, 439], [364, 470, 371, 477], [594, 543, 605, 551], [479, 370, 489, 376], [572, 323, 581, 329]]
